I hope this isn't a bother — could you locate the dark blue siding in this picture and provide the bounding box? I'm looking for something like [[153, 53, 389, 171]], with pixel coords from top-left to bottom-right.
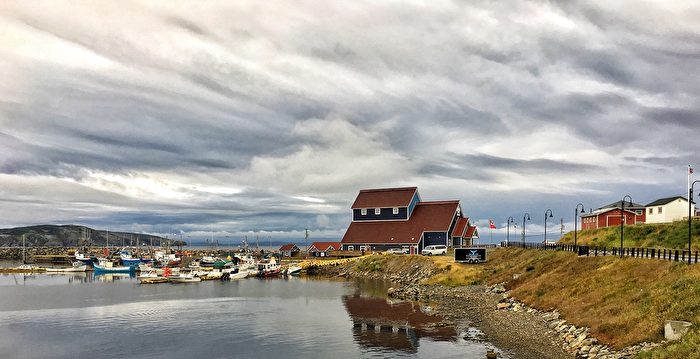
[[407, 193, 420, 218], [452, 237, 461, 246], [423, 232, 447, 246], [353, 207, 408, 221]]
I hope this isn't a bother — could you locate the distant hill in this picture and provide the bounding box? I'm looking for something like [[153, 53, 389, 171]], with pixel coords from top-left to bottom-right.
[[559, 220, 700, 250], [0, 225, 173, 247]]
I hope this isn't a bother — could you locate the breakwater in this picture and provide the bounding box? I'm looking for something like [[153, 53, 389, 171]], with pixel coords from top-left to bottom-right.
[[0, 247, 241, 262]]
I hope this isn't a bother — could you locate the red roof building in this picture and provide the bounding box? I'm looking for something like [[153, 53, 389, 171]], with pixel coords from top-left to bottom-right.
[[308, 241, 341, 257], [341, 187, 472, 253], [278, 243, 300, 257], [580, 201, 646, 230]]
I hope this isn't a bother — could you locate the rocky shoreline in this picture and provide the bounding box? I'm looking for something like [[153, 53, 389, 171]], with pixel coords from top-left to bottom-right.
[[317, 259, 662, 359]]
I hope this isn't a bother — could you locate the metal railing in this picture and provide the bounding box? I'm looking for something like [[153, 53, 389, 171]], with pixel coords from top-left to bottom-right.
[[501, 241, 699, 264]]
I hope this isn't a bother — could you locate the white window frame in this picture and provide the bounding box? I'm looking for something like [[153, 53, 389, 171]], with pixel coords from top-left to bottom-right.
[[374, 208, 381, 215], [360, 208, 367, 215], [347, 246, 354, 251], [392, 207, 399, 215], [658, 207, 663, 214], [649, 208, 653, 215]]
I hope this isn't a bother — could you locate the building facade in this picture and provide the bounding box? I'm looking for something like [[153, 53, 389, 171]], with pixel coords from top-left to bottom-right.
[[645, 196, 695, 224], [341, 187, 472, 253], [308, 241, 341, 257]]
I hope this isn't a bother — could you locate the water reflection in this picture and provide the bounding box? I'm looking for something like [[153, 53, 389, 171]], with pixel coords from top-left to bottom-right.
[[93, 272, 136, 282], [343, 294, 457, 354]]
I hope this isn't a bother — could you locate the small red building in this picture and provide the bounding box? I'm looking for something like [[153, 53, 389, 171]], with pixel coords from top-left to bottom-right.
[[308, 241, 341, 257], [278, 243, 301, 257], [580, 200, 646, 230]]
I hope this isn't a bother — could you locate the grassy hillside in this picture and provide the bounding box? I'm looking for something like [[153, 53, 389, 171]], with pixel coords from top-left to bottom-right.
[[0, 225, 169, 247], [421, 248, 700, 357], [558, 220, 700, 250]]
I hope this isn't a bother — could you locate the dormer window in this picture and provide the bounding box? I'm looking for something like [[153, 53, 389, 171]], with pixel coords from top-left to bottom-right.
[[392, 207, 399, 215], [361, 208, 367, 215], [374, 208, 381, 215]]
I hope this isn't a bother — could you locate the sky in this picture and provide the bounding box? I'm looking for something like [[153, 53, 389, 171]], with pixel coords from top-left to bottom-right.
[[1, 1, 699, 244]]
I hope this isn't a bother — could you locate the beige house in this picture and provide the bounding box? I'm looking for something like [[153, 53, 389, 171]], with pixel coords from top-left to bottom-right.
[[645, 196, 695, 224]]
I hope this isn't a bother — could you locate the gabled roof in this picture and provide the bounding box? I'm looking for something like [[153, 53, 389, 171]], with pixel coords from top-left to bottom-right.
[[646, 196, 691, 207], [599, 200, 645, 210], [279, 243, 299, 251], [309, 241, 341, 252], [351, 187, 417, 209], [342, 200, 459, 244], [581, 207, 639, 217], [452, 217, 468, 237], [464, 225, 478, 239]]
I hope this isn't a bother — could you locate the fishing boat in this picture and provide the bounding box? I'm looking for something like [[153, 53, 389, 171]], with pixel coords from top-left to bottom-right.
[[46, 262, 87, 272], [256, 257, 281, 277], [93, 259, 133, 273], [119, 249, 150, 267], [169, 272, 201, 283], [74, 250, 95, 265]]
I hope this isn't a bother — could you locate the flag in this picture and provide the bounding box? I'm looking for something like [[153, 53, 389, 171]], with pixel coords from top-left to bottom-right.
[[690, 166, 694, 174], [489, 219, 496, 229]]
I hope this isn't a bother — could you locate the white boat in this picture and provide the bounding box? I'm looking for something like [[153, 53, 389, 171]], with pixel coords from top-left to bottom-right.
[[235, 253, 257, 271], [228, 271, 248, 280], [46, 262, 87, 272], [93, 259, 133, 273], [169, 273, 201, 283], [285, 265, 302, 275]]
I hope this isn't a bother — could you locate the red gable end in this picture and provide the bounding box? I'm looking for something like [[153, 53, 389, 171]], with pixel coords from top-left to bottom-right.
[[279, 243, 298, 251], [351, 187, 417, 209]]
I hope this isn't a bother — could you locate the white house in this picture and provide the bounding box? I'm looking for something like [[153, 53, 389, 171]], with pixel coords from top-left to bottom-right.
[[645, 196, 695, 224]]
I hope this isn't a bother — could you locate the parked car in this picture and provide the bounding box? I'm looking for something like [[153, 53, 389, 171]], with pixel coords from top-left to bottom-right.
[[386, 248, 408, 254], [421, 245, 447, 256]]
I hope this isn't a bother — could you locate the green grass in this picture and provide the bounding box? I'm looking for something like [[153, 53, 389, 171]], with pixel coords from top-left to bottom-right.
[[560, 220, 700, 250]]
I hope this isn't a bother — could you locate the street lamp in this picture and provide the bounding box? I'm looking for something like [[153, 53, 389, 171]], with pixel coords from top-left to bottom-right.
[[506, 216, 515, 246], [522, 213, 531, 245], [574, 203, 585, 247], [689, 181, 700, 263], [544, 209, 554, 244], [620, 195, 632, 256]]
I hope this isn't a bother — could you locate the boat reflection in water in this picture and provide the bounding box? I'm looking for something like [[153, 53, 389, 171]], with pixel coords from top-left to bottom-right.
[[343, 294, 457, 354], [93, 272, 136, 282]]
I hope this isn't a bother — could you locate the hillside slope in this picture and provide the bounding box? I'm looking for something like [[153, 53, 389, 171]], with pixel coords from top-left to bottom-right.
[[0, 225, 169, 247], [558, 220, 700, 250]]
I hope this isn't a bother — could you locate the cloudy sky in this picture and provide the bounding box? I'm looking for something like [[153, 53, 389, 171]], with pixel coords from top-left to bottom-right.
[[1, 1, 699, 243]]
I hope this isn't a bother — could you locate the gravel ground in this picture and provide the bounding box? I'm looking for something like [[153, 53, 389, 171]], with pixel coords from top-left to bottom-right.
[[392, 285, 573, 359], [316, 262, 574, 359]]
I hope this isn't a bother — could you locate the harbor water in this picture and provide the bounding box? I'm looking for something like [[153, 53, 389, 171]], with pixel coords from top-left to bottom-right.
[[0, 271, 504, 358]]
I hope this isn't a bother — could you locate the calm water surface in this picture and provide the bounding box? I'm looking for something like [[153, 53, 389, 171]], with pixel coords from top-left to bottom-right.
[[0, 271, 505, 359]]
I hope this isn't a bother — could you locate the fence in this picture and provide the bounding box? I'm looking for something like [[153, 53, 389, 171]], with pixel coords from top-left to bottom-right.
[[501, 241, 699, 264]]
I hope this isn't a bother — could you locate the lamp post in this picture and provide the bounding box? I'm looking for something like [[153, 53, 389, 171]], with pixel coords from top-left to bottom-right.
[[620, 195, 632, 256], [690, 181, 700, 264], [544, 209, 553, 244], [574, 203, 585, 247], [522, 213, 531, 246], [506, 216, 515, 246]]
